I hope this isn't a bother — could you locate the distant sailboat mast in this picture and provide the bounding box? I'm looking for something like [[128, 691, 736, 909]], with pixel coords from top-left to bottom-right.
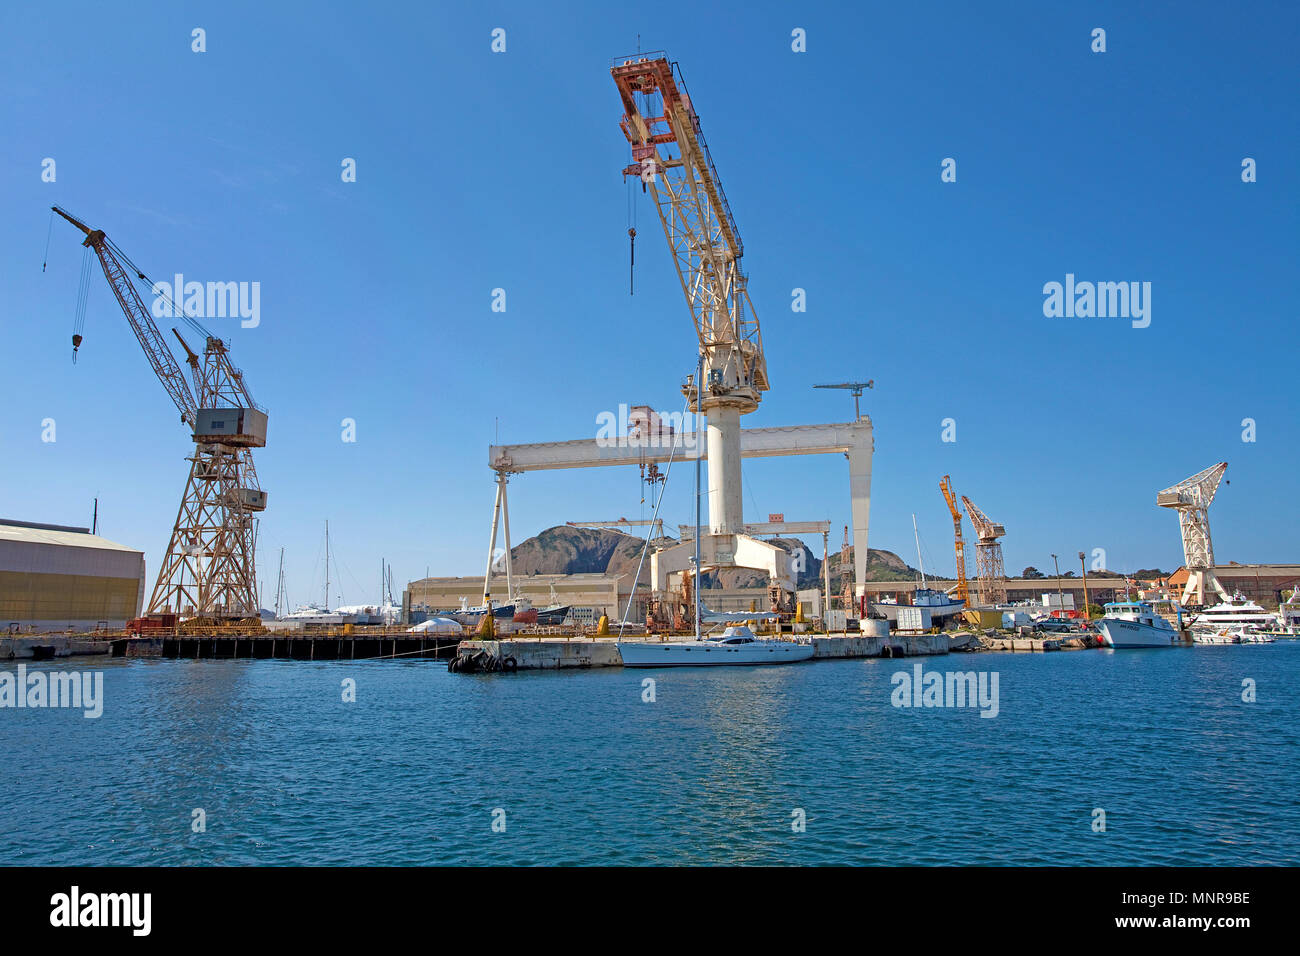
[[324, 520, 330, 612], [912, 513, 927, 587]]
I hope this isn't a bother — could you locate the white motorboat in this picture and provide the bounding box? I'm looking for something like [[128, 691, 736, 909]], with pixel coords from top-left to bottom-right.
[[1095, 601, 1179, 648], [618, 626, 814, 667], [1195, 624, 1276, 645]]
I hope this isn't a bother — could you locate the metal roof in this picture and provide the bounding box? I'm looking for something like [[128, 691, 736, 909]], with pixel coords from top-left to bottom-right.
[[0, 519, 141, 554]]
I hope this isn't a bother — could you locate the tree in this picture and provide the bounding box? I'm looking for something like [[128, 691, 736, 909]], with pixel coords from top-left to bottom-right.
[[1022, 566, 1046, 579]]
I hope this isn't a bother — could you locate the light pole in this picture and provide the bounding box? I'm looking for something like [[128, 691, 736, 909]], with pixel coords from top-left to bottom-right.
[[1078, 551, 1090, 619], [1051, 553, 1064, 615]]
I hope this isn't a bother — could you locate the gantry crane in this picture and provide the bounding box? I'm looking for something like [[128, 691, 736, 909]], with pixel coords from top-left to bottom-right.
[[939, 476, 969, 605], [961, 494, 1006, 606], [1157, 462, 1230, 606], [52, 206, 267, 622]]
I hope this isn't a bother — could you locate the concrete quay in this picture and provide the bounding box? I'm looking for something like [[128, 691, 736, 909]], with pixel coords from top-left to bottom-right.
[[454, 631, 952, 671]]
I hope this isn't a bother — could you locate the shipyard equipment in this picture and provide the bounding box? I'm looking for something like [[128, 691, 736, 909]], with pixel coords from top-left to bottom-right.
[[612, 51, 799, 609], [939, 476, 969, 605], [51, 206, 266, 621], [961, 495, 1006, 606], [1157, 462, 1231, 606], [814, 381, 874, 421]]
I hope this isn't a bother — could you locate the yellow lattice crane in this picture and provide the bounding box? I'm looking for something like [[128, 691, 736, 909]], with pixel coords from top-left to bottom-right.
[[939, 476, 969, 605]]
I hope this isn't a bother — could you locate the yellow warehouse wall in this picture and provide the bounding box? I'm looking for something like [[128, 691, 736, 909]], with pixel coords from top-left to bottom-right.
[[0, 571, 142, 622]]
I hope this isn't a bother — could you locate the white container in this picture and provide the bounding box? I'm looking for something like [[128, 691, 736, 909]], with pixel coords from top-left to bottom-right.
[[897, 606, 932, 631]]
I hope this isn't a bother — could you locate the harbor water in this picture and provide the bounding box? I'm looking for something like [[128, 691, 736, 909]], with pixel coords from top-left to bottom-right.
[[2, 644, 1297, 865]]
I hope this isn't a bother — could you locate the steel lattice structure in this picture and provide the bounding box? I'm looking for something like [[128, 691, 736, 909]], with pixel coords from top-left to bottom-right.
[[1157, 462, 1230, 607], [53, 207, 267, 621], [961, 495, 1006, 606]]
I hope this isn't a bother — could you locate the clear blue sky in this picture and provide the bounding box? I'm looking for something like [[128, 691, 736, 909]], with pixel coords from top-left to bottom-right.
[[2, 1, 1296, 607]]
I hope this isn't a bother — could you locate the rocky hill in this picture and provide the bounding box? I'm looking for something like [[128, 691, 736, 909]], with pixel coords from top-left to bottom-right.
[[505, 525, 919, 590]]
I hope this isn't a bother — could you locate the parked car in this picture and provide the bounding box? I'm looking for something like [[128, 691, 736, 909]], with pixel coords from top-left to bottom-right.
[[1032, 618, 1074, 634]]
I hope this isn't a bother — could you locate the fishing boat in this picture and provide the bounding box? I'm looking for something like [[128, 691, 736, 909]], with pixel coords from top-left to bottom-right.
[[618, 625, 814, 667], [1095, 601, 1179, 648]]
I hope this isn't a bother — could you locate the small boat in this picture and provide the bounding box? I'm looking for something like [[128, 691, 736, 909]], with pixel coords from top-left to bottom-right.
[[1195, 624, 1276, 645], [618, 625, 814, 667], [1095, 601, 1178, 648]]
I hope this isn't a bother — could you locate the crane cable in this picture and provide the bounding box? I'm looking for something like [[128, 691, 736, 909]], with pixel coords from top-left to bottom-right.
[[72, 246, 93, 363]]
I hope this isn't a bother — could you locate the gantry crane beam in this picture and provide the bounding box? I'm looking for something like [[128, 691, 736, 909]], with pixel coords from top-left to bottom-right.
[[939, 476, 969, 604]]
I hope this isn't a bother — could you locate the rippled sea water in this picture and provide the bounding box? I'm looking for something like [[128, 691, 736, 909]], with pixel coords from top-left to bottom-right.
[[2, 643, 1296, 865]]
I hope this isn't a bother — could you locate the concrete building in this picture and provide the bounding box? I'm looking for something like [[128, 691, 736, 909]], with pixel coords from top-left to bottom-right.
[[0, 519, 146, 632]]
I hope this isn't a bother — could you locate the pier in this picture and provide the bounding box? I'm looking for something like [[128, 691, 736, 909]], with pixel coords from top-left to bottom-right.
[[108, 631, 461, 661]]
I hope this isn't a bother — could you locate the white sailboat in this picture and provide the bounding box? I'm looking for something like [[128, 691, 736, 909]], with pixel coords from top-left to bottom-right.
[[619, 625, 814, 667], [616, 358, 813, 669]]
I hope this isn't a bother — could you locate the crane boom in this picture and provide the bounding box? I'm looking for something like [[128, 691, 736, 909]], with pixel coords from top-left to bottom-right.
[[612, 53, 768, 401], [52, 206, 197, 424], [939, 476, 969, 604]]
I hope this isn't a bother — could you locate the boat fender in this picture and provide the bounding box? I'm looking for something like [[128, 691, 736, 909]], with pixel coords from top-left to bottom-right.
[[502, 655, 518, 672]]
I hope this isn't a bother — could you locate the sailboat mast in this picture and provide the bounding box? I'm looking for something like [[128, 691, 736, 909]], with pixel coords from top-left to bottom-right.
[[324, 520, 330, 611], [275, 547, 285, 617], [912, 513, 927, 587]]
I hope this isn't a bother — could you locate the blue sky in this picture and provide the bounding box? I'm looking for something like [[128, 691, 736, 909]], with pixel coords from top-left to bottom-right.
[[2, 1, 1296, 607]]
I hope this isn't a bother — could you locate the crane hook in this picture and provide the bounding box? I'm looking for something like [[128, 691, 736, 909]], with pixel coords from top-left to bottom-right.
[[72, 333, 82, 364]]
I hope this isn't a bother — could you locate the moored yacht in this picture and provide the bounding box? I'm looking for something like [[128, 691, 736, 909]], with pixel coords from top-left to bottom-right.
[[618, 626, 814, 667], [1096, 601, 1179, 648], [1190, 592, 1278, 633]]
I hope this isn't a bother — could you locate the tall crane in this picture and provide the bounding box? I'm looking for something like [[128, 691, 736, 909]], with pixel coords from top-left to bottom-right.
[[814, 381, 874, 421], [961, 494, 1006, 606], [612, 52, 768, 539], [939, 476, 969, 604], [1157, 462, 1230, 606], [52, 206, 268, 622]]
